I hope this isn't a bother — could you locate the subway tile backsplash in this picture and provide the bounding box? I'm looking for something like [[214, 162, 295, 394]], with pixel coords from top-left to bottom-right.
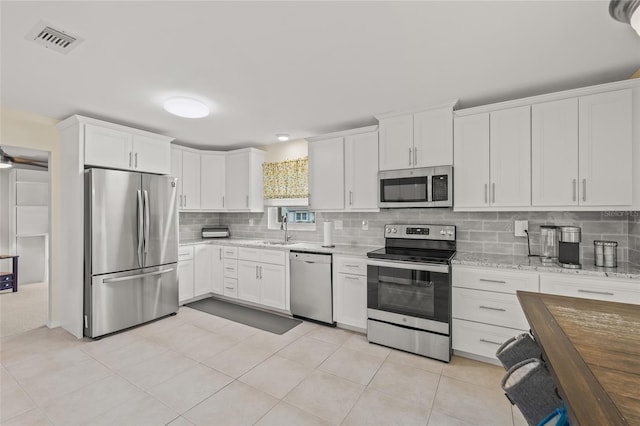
[[180, 209, 640, 264]]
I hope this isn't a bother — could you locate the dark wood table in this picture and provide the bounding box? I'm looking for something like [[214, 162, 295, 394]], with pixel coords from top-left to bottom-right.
[[517, 291, 640, 426], [0, 255, 19, 292]]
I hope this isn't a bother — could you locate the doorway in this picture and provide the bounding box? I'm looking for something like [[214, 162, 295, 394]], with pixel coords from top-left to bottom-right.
[[0, 145, 50, 337]]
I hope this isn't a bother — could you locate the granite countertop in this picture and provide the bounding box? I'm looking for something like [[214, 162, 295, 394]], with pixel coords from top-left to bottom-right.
[[452, 252, 640, 281], [179, 237, 377, 257]]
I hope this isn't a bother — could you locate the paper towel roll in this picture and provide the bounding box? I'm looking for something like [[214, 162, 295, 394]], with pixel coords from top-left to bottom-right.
[[323, 221, 334, 247]]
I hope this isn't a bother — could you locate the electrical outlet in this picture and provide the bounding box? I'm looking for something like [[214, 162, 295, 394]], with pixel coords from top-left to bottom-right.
[[362, 220, 368, 230], [514, 220, 528, 237], [334, 220, 343, 230]]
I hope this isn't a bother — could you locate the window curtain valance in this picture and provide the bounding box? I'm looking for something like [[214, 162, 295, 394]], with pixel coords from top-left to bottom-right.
[[262, 157, 309, 199]]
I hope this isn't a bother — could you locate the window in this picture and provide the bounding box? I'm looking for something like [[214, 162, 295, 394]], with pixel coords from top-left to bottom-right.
[[267, 207, 316, 231]]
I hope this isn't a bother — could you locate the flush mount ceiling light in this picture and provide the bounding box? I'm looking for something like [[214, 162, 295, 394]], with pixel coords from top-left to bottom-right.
[[610, 0, 640, 36], [163, 97, 209, 118], [277, 134, 290, 142]]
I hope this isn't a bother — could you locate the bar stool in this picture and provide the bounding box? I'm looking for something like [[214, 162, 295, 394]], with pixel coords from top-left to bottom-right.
[[496, 333, 541, 370], [501, 358, 564, 426]]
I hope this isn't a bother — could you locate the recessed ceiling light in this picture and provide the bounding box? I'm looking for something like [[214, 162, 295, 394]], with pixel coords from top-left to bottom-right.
[[163, 97, 209, 118], [277, 134, 290, 142]]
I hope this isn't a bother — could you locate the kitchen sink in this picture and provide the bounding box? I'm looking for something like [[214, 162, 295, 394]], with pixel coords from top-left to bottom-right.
[[259, 240, 297, 246]]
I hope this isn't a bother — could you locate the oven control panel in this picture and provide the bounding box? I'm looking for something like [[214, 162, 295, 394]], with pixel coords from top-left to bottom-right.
[[384, 224, 456, 241]]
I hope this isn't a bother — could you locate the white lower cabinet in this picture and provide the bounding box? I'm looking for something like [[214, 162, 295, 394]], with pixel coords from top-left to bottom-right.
[[194, 244, 223, 296], [539, 273, 640, 304], [452, 265, 539, 363], [333, 255, 367, 330], [237, 248, 287, 310], [178, 246, 194, 304]]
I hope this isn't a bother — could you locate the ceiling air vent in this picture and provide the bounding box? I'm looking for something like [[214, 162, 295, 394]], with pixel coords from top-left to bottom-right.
[[25, 20, 83, 54]]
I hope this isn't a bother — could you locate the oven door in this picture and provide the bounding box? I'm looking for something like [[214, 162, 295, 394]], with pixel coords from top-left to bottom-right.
[[367, 259, 450, 335]]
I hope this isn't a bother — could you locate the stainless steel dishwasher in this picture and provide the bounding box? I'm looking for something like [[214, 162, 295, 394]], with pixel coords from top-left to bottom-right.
[[289, 251, 335, 326]]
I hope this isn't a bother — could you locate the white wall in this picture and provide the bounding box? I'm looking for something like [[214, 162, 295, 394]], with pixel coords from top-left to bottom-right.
[[0, 108, 60, 327], [263, 139, 308, 163], [0, 169, 11, 257]]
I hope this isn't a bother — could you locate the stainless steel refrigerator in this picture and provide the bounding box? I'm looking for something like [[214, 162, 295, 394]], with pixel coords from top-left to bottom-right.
[[84, 168, 179, 338]]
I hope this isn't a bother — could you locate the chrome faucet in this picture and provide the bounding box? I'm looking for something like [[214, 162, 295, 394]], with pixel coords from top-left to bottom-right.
[[281, 215, 291, 242]]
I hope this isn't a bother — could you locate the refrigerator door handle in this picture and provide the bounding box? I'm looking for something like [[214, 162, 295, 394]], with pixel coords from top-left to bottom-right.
[[137, 190, 144, 268], [103, 268, 175, 283], [143, 190, 150, 255]]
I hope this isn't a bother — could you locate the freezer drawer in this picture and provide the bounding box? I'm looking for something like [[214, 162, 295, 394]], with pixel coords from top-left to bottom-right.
[[86, 264, 178, 337]]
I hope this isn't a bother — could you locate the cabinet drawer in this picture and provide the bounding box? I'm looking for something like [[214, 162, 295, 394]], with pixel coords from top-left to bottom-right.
[[223, 247, 238, 259], [223, 277, 238, 298], [452, 318, 525, 362], [223, 259, 238, 278], [540, 274, 640, 305], [453, 287, 529, 330], [334, 256, 367, 275], [178, 246, 194, 261], [0, 274, 13, 283], [239, 247, 285, 265], [453, 266, 538, 294]]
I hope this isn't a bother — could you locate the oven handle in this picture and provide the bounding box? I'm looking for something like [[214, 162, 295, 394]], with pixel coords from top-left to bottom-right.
[[366, 259, 449, 274]]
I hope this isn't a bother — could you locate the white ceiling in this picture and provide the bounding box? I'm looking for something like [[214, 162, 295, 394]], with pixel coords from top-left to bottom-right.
[[1, 1, 639, 150]]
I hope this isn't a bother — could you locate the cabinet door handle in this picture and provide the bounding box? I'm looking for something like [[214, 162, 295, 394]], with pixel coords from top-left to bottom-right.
[[246, 195, 249, 208], [256, 265, 259, 279], [414, 147, 418, 166], [480, 338, 502, 346], [572, 179, 577, 202], [409, 148, 412, 166], [578, 289, 614, 296], [259, 266, 263, 279], [484, 184, 488, 204], [134, 152, 138, 168], [219, 249, 222, 261], [222, 195, 225, 208], [344, 264, 360, 268], [349, 191, 353, 205], [224, 286, 235, 290], [184, 195, 187, 207], [492, 183, 496, 203], [582, 179, 587, 202], [479, 278, 506, 284], [479, 305, 506, 312], [344, 275, 359, 280], [129, 152, 132, 167]]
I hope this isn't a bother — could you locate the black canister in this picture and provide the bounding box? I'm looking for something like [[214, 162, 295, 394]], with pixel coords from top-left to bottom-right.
[[558, 226, 581, 269]]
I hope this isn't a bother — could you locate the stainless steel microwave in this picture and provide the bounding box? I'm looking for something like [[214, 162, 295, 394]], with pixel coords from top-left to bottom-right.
[[378, 166, 453, 208]]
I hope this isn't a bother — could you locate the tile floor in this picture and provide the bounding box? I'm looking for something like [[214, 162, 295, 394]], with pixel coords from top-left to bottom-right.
[[1, 307, 528, 426]]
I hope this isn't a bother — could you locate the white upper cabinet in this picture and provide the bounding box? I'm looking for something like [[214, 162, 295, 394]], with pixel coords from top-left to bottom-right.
[[377, 102, 457, 171], [532, 98, 579, 207], [454, 106, 530, 209], [413, 107, 454, 168], [532, 89, 632, 208], [378, 114, 414, 171], [181, 150, 201, 210], [201, 152, 226, 210], [489, 106, 531, 207], [308, 137, 345, 210], [84, 122, 171, 175], [225, 148, 264, 212], [307, 126, 378, 211], [578, 89, 633, 206], [344, 130, 379, 211], [453, 113, 490, 208]]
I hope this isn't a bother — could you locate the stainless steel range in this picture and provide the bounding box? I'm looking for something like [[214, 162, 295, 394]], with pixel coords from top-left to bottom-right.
[[367, 224, 456, 362]]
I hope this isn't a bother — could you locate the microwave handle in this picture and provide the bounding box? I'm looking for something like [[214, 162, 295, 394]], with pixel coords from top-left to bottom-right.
[[427, 175, 433, 203]]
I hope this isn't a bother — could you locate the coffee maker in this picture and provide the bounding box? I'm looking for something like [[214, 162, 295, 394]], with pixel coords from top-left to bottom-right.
[[558, 226, 581, 269]]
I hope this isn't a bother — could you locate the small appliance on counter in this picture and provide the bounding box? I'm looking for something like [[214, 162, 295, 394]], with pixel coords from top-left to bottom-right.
[[558, 226, 581, 269], [539, 225, 560, 264], [594, 240, 618, 268], [201, 226, 230, 238]]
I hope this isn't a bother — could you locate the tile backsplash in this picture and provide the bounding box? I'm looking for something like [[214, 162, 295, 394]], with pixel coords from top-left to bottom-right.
[[629, 212, 640, 267], [180, 209, 639, 264]]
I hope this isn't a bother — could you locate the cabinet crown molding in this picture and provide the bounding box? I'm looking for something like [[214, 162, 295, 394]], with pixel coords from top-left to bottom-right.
[[455, 78, 640, 117], [374, 99, 459, 120], [305, 125, 378, 143], [56, 114, 174, 142]]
